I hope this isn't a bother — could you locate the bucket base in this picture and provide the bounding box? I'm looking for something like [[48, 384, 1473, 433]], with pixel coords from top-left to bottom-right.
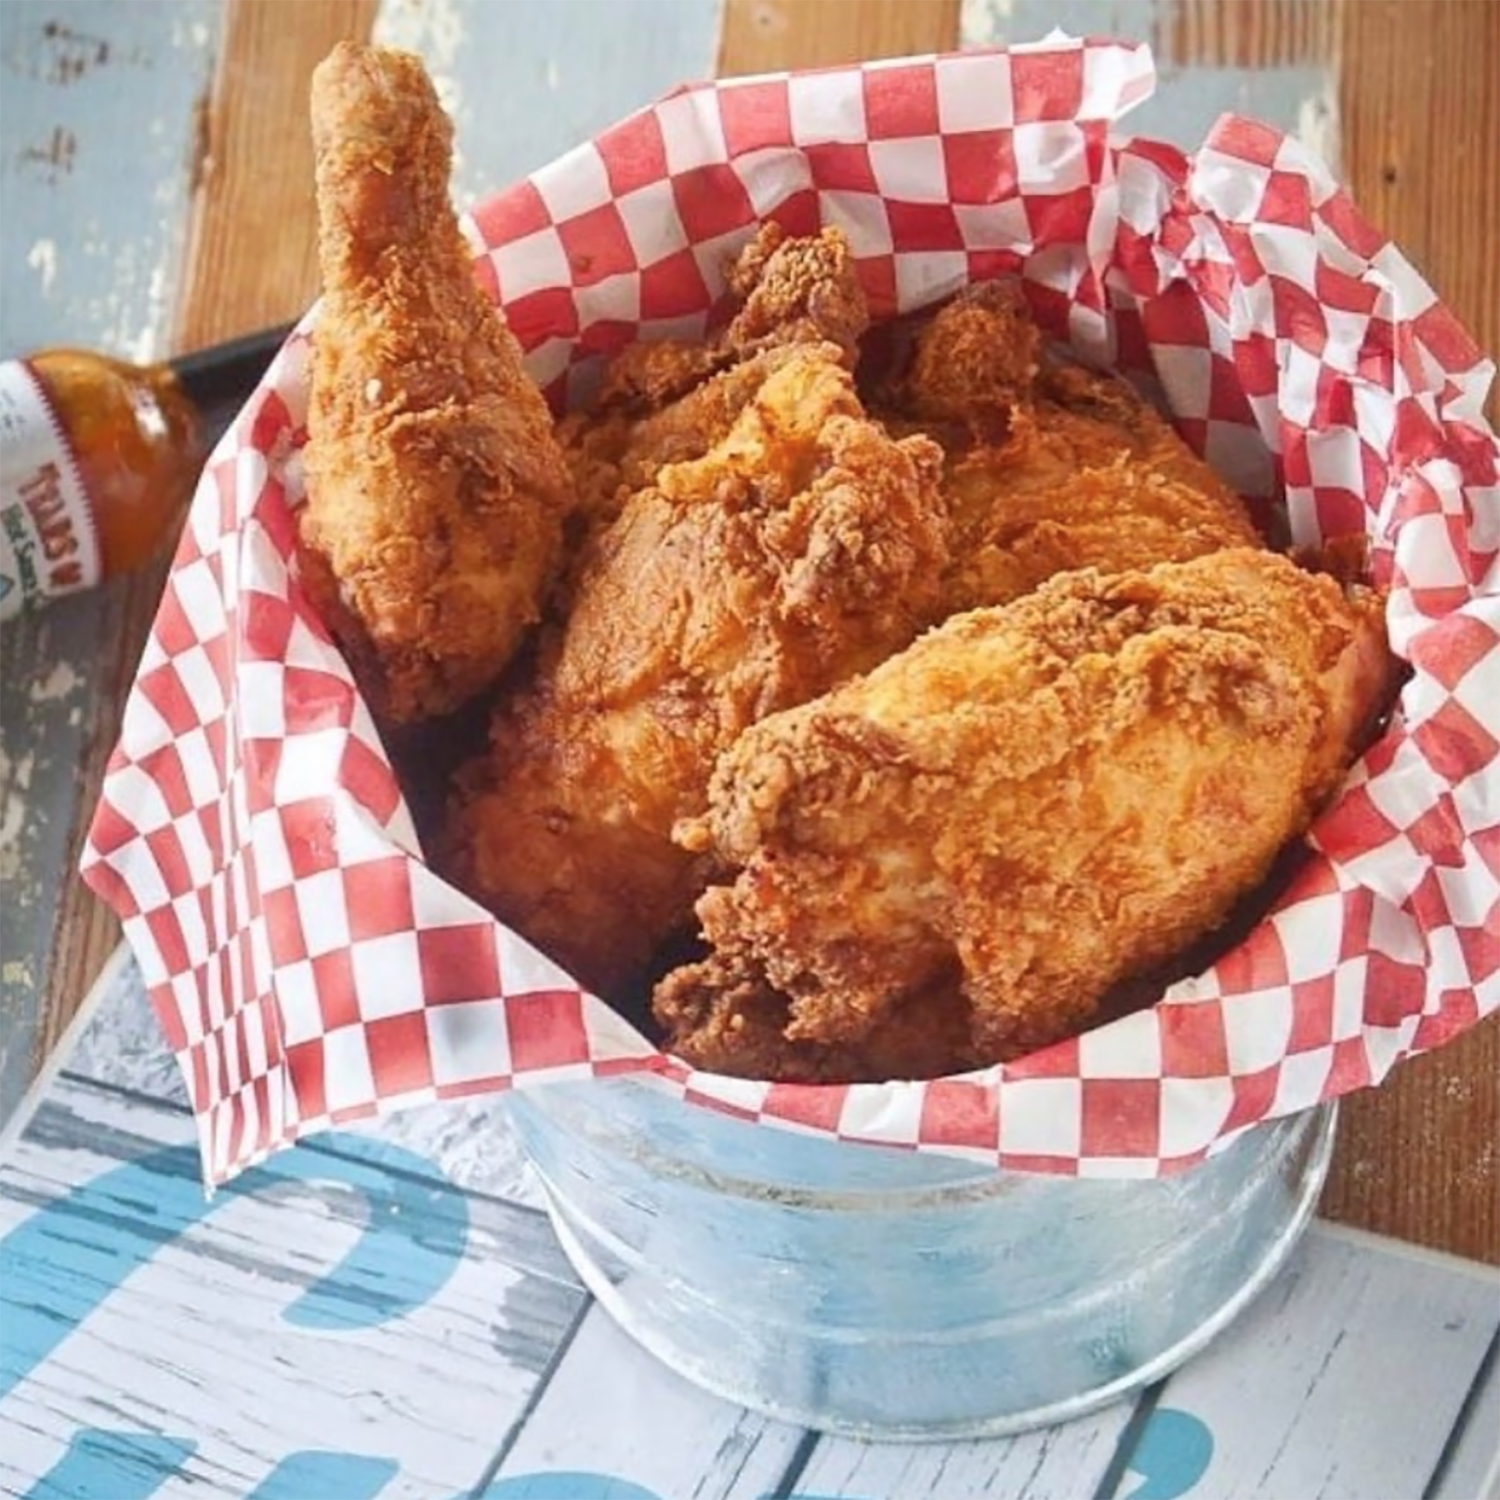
[[507, 1092, 1338, 1440]]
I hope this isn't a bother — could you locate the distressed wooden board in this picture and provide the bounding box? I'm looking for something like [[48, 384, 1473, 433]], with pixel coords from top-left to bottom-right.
[[793, 1403, 1134, 1498], [5, 0, 1496, 1274], [790, 1226, 1500, 1500], [486, 1303, 808, 1499], [1118, 1225, 1500, 1500], [0, 1071, 585, 1499], [3, 1052, 1498, 1499], [716, 0, 961, 72], [1430, 1328, 1500, 1500], [0, 0, 222, 1149]]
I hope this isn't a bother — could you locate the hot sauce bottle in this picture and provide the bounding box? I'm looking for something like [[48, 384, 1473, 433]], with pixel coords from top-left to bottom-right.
[[0, 325, 290, 620]]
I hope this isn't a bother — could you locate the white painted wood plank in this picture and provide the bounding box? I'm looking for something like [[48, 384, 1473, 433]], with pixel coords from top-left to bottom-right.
[[1125, 1224, 1500, 1500], [794, 1399, 1134, 1499], [0, 1073, 583, 1499], [1431, 1337, 1500, 1500], [490, 1302, 808, 1499]]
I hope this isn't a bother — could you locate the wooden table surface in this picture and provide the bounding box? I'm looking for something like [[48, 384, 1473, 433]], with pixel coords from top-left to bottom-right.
[[1, 0, 1496, 1264]]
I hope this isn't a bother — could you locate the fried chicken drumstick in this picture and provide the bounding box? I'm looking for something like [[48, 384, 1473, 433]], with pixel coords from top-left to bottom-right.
[[656, 549, 1396, 1079], [301, 42, 570, 722], [443, 349, 949, 999]]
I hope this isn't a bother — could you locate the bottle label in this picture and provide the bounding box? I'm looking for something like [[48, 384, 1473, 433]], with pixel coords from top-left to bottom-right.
[[0, 359, 102, 622]]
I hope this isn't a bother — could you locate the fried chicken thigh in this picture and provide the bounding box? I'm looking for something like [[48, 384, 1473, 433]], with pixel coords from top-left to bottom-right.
[[558, 224, 869, 535], [444, 350, 949, 998], [300, 42, 570, 722], [656, 549, 1396, 1078], [878, 284, 1264, 615]]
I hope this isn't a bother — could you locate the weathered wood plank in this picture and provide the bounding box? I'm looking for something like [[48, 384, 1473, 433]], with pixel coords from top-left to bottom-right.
[[718, 0, 961, 74], [487, 1301, 808, 1499], [1335, 0, 1499, 428], [1430, 1325, 1500, 1500], [1127, 1224, 1500, 1500], [788, 1227, 1500, 1499], [374, 0, 725, 209], [793, 1398, 1134, 1497], [175, 0, 381, 348], [0, 0, 223, 1139], [0, 1072, 584, 1499]]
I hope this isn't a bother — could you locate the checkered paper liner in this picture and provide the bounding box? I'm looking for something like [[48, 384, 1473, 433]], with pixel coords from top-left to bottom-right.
[[82, 37, 1500, 1186]]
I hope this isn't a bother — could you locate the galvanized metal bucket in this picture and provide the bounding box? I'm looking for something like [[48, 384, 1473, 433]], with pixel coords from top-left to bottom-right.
[[505, 1081, 1335, 1440]]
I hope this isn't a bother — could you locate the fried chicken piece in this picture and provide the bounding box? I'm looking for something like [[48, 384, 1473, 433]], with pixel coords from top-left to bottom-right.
[[656, 549, 1397, 1078], [300, 42, 570, 722], [558, 345, 812, 554], [442, 349, 949, 999], [558, 224, 869, 533], [882, 279, 1043, 442], [656, 952, 982, 1082], [877, 283, 1264, 614]]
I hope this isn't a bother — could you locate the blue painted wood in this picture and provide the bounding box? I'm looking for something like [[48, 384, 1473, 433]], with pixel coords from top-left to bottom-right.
[[0, 1072, 585, 1498], [0, 0, 222, 361], [372, 0, 726, 208]]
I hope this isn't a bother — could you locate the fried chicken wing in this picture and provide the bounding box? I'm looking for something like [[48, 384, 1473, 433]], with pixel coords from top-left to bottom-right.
[[558, 224, 869, 534], [442, 349, 949, 999], [656, 549, 1397, 1078], [300, 42, 570, 722], [877, 283, 1264, 615]]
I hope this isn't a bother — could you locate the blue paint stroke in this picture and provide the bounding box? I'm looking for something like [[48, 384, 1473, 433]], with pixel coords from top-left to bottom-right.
[[0, 1132, 468, 1402], [20, 1430, 196, 1500], [477, 1475, 664, 1500], [248, 1449, 400, 1500], [1125, 1406, 1216, 1499]]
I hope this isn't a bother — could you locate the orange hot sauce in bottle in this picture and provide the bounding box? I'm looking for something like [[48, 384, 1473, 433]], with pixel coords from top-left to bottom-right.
[[0, 325, 292, 620]]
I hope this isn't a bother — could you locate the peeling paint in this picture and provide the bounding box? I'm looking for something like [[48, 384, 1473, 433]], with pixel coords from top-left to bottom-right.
[[17, 126, 77, 184], [29, 661, 83, 703], [1295, 77, 1340, 173], [25, 239, 58, 297], [0, 741, 34, 882], [961, 0, 1016, 38]]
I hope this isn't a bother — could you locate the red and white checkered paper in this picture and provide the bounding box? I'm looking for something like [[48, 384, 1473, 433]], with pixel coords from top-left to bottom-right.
[[82, 37, 1500, 1186]]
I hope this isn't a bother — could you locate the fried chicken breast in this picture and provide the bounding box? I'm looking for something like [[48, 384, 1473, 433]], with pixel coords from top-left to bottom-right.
[[656, 548, 1397, 1078], [442, 349, 949, 999], [300, 42, 570, 722], [878, 283, 1264, 615]]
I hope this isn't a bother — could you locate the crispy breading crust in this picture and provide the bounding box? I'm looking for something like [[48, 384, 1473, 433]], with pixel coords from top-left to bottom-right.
[[655, 549, 1397, 1078], [443, 352, 951, 999]]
